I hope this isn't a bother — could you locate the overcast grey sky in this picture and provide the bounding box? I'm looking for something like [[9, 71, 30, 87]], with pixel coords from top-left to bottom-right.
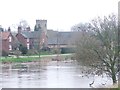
[[0, 0, 119, 31]]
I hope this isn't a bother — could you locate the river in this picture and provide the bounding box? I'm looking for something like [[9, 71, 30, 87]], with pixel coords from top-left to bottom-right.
[[0, 60, 113, 88]]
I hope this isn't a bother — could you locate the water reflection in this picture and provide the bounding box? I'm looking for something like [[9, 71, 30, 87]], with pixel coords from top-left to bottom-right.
[[0, 61, 112, 88]]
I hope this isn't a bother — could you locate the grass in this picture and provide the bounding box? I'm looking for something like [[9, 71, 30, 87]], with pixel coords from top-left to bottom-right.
[[27, 51, 53, 56], [0, 53, 73, 63], [0, 57, 41, 63]]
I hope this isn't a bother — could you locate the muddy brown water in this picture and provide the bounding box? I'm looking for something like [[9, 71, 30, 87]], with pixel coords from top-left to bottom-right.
[[0, 60, 113, 88]]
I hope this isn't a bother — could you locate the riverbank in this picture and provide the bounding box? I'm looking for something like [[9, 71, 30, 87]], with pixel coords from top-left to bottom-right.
[[0, 53, 73, 63]]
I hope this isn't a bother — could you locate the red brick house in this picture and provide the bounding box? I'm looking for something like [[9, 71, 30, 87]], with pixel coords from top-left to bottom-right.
[[16, 27, 33, 50], [0, 31, 14, 55], [16, 26, 48, 50]]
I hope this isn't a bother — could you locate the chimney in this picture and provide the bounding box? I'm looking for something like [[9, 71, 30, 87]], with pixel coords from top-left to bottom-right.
[[26, 27, 30, 31], [18, 26, 22, 34]]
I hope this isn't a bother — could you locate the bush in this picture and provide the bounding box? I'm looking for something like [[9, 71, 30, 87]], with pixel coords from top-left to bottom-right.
[[12, 50, 21, 58], [51, 48, 61, 54], [27, 49, 38, 55], [61, 48, 75, 54], [40, 50, 52, 55], [19, 44, 28, 55], [2, 50, 8, 56], [41, 47, 50, 51]]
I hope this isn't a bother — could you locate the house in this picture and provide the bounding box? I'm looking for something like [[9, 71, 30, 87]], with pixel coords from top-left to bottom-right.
[[16, 19, 78, 52], [16, 20, 48, 50], [0, 28, 15, 55]]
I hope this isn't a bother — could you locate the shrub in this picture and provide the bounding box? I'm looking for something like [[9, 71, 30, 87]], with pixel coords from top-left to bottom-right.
[[61, 48, 75, 54], [19, 44, 28, 55], [2, 50, 8, 56], [27, 49, 38, 55]]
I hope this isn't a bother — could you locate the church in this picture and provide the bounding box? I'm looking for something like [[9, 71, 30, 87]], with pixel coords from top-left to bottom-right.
[[16, 20, 76, 51]]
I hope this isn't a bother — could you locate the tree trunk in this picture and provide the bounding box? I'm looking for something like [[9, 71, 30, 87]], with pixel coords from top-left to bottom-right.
[[112, 73, 117, 84], [111, 66, 117, 84], [39, 50, 40, 58], [39, 52, 40, 58]]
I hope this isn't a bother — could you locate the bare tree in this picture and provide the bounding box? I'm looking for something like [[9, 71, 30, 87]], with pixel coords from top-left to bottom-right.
[[12, 20, 29, 31], [19, 20, 29, 30], [34, 24, 44, 58], [74, 14, 119, 84]]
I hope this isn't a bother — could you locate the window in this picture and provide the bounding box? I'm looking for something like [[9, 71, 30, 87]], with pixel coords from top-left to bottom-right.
[[9, 36, 12, 42], [43, 39, 45, 43], [27, 43, 29, 49], [27, 38, 29, 42], [9, 44, 12, 50]]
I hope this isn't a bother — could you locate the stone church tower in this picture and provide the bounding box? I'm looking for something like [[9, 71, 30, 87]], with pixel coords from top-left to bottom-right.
[[34, 20, 48, 48], [34, 20, 47, 35]]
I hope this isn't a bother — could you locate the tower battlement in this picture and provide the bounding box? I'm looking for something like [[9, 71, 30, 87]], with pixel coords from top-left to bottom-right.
[[35, 19, 47, 35], [36, 20, 47, 29]]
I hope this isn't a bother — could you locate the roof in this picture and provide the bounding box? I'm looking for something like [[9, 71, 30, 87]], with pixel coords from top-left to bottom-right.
[[0, 32, 11, 40], [47, 30, 77, 45], [11, 32, 20, 44], [20, 31, 41, 39], [18, 29, 79, 45]]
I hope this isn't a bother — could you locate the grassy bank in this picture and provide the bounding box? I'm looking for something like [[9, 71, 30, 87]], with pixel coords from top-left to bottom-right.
[[0, 57, 40, 63], [0, 54, 73, 63]]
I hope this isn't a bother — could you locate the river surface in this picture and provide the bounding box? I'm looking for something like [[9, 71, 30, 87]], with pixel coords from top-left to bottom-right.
[[0, 60, 113, 88]]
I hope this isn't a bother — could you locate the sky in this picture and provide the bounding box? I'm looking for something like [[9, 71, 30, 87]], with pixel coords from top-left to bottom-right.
[[0, 0, 119, 32]]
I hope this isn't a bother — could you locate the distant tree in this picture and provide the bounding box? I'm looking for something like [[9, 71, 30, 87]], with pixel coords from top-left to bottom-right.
[[12, 20, 29, 31], [34, 25, 42, 57], [74, 14, 119, 85], [19, 20, 29, 31]]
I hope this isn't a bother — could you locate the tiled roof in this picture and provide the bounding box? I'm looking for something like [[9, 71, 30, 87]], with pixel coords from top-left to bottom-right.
[[11, 32, 20, 44], [47, 30, 77, 45], [0, 32, 10, 40], [21, 31, 41, 39], [19, 29, 78, 45]]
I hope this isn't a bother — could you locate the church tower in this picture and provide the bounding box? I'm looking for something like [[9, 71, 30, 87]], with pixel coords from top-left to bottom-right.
[[34, 20, 47, 35], [34, 19, 48, 48]]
